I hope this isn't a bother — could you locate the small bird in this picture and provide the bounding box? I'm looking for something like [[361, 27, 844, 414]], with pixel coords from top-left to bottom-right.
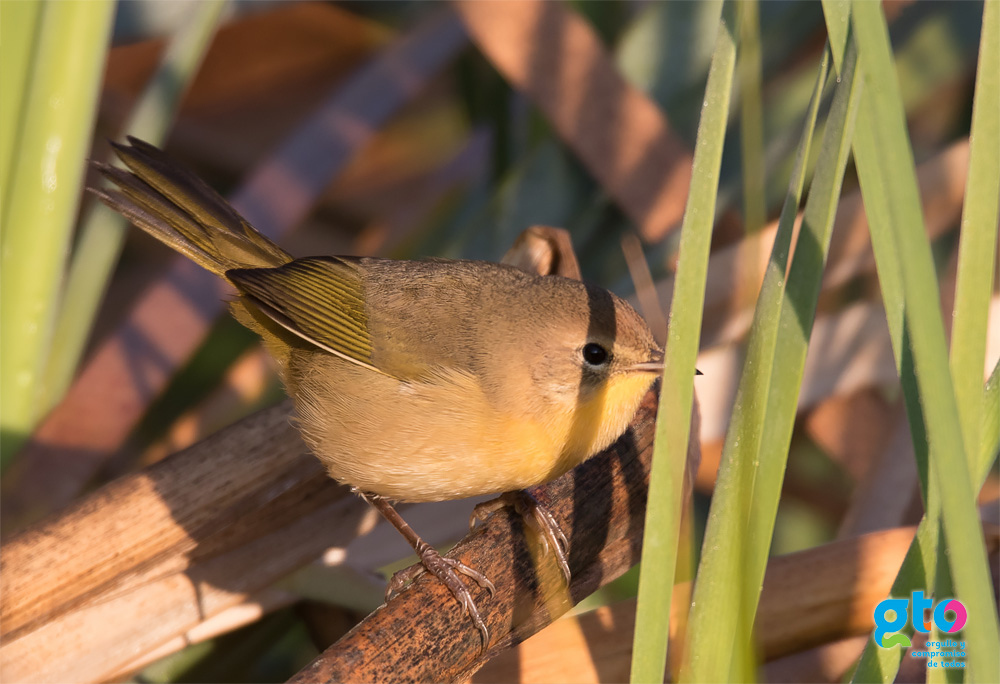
[[92, 137, 665, 646]]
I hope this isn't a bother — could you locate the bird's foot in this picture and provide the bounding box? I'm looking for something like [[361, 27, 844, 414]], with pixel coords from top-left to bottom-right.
[[471, 490, 571, 584], [387, 546, 496, 647], [355, 488, 497, 649]]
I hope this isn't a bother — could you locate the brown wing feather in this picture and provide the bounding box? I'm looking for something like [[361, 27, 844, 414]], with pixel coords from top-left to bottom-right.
[[227, 257, 378, 372]]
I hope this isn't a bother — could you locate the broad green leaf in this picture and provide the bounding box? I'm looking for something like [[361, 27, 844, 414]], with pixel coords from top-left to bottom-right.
[[0, 0, 116, 467], [738, 0, 766, 236], [827, 2, 1000, 681], [682, 35, 861, 683], [629, 2, 730, 681], [39, 0, 229, 415], [0, 0, 42, 221], [950, 0, 999, 477]]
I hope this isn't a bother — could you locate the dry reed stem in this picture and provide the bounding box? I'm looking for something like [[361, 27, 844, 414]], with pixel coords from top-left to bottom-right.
[[762, 636, 869, 684], [836, 419, 923, 538], [502, 226, 583, 281], [804, 388, 901, 484], [107, 587, 301, 681], [0, 401, 379, 683]]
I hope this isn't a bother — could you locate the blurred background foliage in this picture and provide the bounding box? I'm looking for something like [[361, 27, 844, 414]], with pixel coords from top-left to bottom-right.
[[0, 1, 996, 682]]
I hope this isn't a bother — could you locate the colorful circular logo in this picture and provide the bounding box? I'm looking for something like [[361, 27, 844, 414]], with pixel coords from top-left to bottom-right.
[[935, 599, 968, 633]]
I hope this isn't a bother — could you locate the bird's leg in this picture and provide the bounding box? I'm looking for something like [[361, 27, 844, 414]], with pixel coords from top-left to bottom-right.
[[470, 490, 571, 584], [354, 488, 495, 647]]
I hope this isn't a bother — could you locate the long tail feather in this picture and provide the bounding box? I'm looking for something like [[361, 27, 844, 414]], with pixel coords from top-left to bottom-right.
[[91, 138, 291, 275]]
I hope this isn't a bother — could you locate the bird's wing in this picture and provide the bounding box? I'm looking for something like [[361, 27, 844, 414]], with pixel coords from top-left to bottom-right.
[[227, 256, 380, 373]]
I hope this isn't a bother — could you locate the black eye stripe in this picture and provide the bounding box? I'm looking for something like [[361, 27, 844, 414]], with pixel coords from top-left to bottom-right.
[[582, 343, 609, 366]]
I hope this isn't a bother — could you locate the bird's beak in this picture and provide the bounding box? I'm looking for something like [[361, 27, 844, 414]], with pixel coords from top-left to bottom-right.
[[628, 348, 664, 374], [627, 348, 703, 376]]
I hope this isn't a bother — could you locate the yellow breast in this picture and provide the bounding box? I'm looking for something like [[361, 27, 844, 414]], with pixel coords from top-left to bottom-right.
[[463, 369, 657, 493], [294, 353, 655, 502], [552, 371, 657, 470]]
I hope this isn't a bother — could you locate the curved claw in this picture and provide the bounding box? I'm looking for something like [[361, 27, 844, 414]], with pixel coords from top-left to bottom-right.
[[471, 491, 572, 585], [469, 497, 504, 531], [386, 548, 495, 651], [444, 555, 497, 596], [386, 562, 424, 602], [525, 501, 571, 583]]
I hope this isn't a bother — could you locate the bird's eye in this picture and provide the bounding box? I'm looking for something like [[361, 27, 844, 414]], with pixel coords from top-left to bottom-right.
[[582, 343, 610, 366]]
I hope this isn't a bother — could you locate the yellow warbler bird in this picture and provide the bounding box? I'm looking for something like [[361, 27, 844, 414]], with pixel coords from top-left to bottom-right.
[[93, 137, 665, 645]]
